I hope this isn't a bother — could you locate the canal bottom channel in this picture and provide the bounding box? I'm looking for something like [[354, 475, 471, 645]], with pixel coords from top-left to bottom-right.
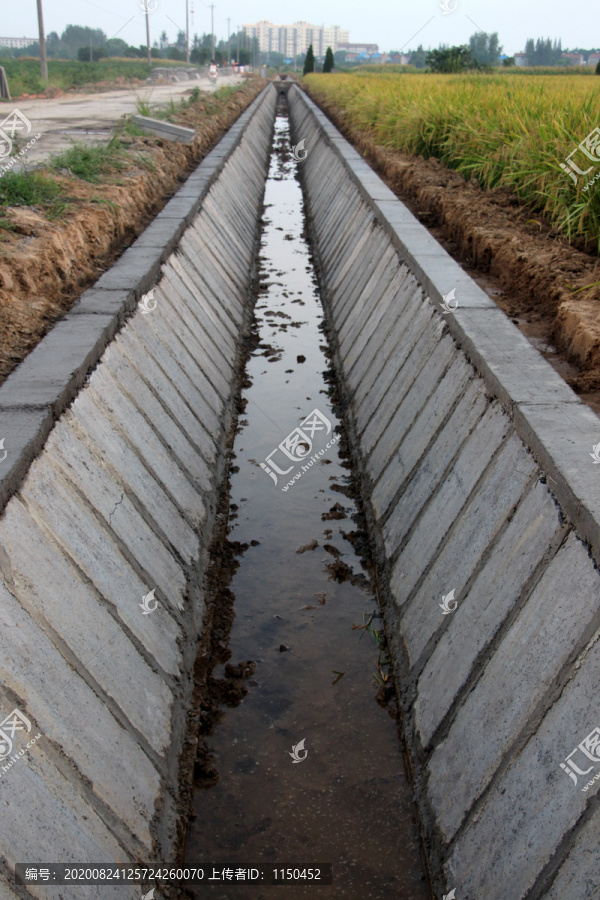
[[183, 112, 430, 899]]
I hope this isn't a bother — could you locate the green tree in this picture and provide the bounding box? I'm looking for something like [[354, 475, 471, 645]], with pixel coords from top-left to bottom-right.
[[468, 31, 502, 66], [596, 59, 600, 74], [323, 46, 334, 72], [77, 45, 108, 62], [63, 25, 106, 56], [426, 45, 479, 73], [303, 43, 315, 75], [409, 44, 427, 68], [524, 36, 562, 66], [105, 38, 129, 57]]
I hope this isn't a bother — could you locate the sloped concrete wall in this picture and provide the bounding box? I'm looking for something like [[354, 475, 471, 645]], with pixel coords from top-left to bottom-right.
[[0, 84, 276, 897], [289, 85, 600, 900]]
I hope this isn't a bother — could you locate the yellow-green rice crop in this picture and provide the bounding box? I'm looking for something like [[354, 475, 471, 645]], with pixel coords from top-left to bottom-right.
[[305, 72, 600, 251]]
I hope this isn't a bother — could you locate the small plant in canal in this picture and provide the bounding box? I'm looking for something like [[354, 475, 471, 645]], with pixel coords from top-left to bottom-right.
[[374, 646, 392, 687], [352, 612, 393, 687]]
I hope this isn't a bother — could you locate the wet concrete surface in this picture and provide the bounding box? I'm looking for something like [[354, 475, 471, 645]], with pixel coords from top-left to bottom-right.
[[183, 115, 430, 899]]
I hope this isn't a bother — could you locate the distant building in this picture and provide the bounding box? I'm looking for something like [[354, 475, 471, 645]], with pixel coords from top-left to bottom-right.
[[562, 52, 584, 65], [0, 36, 37, 49], [587, 52, 600, 67], [337, 42, 378, 55], [389, 53, 410, 65], [514, 53, 528, 66], [242, 21, 348, 58]]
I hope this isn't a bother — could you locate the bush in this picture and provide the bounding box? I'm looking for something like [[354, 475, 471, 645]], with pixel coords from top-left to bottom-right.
[[77, 46, 108, 62], [426, 46, 479, 73]]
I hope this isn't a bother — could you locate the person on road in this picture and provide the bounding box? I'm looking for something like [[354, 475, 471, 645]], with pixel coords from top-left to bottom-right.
[[209, 61, 218, 81]]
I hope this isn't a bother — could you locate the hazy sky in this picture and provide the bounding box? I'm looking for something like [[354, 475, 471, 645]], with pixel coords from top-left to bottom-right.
[[3, 0, 598, 56]]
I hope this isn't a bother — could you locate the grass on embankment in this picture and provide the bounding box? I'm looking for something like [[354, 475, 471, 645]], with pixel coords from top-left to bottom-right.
[[305, 72, 600, 252], [0, 171, 67, 227], [0, 80, 259, 234]]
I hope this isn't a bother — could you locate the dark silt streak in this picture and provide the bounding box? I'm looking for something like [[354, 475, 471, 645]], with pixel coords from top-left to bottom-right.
[[184, 111, 430, 899]]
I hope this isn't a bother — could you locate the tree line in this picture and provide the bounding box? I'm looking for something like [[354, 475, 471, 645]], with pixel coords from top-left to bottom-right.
[[0, 24, 256, 65]]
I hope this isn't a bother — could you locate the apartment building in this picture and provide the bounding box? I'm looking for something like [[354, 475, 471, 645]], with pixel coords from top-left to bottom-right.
[[242, 21, 349, 57], [0, 37, 37, 49]]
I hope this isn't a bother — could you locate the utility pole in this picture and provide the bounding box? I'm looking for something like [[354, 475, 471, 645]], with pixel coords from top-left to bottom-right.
[[236, 25, 240, 64], [185, 0, 190, 63], [226, 17, 231, 67], [145, 2, 151, 68], [36, 0, 48, 80], [89, 33, 93, 62], [209, 4, 215, 61]]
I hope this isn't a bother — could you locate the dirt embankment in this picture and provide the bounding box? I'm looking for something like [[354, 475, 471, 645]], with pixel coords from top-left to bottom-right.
[[306, 90, 600, 397], [0, 81, 264, 384]]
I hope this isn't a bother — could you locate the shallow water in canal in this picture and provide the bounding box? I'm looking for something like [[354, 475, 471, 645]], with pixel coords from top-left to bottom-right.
[[184, 114, 429, 899]]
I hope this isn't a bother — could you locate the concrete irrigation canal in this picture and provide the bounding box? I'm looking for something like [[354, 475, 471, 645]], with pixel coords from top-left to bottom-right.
[[0, 81, 599, 899]]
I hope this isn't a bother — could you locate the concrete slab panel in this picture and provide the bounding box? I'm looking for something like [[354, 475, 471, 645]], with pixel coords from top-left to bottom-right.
[[429, 533, 600, 842], [415, 480, 563, 748]]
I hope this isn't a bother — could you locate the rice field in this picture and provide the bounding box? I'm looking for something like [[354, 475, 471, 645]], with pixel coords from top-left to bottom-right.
[[305, 71, 600, 250]]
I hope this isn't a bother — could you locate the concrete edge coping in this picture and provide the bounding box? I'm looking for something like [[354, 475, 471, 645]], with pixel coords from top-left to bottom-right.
[[289, 85, 600, 567], [0, 82, 276, 515], [132, 115, 197, 143]]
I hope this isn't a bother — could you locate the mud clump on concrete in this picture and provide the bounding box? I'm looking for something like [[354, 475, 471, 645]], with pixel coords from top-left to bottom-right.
[[322, 501, 347, 521], [296, 539, 319, 553]]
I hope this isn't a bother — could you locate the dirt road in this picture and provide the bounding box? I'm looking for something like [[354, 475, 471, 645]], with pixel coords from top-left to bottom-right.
[[4, 73, 244, 166]]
